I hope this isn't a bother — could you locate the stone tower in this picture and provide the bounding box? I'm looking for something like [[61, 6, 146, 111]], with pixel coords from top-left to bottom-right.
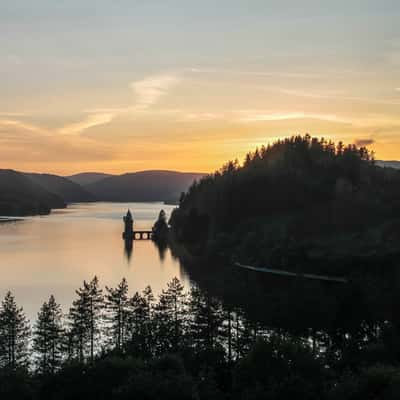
[[123, 209, 133, 239]]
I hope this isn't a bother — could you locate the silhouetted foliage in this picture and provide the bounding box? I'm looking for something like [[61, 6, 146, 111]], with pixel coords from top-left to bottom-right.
[[33, 295, 63, 374], [170, 135, 400, 272], [1, 276, 400, 399], [0, 292, 30, 370], [152, 209, 169, 240], [105, 278, 129, 352]]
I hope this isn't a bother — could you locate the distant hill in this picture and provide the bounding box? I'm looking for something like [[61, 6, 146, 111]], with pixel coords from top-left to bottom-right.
[[376, 160, 400, 169], [25, 173, 95, 203], [67, 172, 113, 186], [85, 170, 204, 203], [0, 169, 65, 216]]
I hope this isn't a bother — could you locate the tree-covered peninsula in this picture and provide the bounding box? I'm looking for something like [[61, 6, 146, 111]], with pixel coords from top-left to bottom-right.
[[170, 135, 400, 275]]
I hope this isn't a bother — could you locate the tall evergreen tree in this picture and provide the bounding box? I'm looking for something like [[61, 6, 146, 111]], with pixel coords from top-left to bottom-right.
[[127, 292, 150, 357], [0, 292, 30, 370], [68, 285, 89, 363], [188, 286, 223, 351], [86, 276, 104, 362], [68, 276, 104, 363], [126, 286, 155, 357], [164, 277, 186, 351], [33, 295, 64, 374], [153, 278, 187, 354], [105, 278, 129, 351], [142, 285, 155, 354]]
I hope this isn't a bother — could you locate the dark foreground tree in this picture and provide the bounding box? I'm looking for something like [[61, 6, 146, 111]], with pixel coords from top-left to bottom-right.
[[233, 336, 326, 400], [68, 276, 104, 363], [105, 278, 129, 351], [0, 292, 30, 370], [188, 286, 223, 351], [33, 295, 63, 374]]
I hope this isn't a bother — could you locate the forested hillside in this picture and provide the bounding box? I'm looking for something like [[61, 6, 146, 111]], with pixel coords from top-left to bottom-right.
[[25, 173, 94, 203], [67, 172, 113, 186], [0, 170, 65, 216], [86, 170, 204, 203], [170, 135, 400, 271]]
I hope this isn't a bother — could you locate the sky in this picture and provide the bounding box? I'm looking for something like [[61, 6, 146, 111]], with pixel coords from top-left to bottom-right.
[[1, 0, 400, 175]]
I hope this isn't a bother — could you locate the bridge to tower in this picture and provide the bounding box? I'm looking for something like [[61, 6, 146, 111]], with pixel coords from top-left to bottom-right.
[[122, 210, 153, 240]]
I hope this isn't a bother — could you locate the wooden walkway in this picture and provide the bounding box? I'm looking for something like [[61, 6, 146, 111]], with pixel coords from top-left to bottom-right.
[[234, 262, 348, 283]]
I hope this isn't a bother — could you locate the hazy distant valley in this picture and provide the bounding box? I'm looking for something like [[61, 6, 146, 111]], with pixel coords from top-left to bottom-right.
[[0, 170, 204, 216]]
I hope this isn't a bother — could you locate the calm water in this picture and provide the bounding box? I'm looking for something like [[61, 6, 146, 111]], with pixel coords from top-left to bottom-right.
[[0, 202, 190, 322]]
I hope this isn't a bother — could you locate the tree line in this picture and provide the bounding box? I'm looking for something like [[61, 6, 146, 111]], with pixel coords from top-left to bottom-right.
[[0, 276, 262, 374], [2, 276, 400, 399]]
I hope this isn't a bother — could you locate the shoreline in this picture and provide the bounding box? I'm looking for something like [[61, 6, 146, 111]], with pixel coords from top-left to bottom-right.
[[0, 217, 22, 223]]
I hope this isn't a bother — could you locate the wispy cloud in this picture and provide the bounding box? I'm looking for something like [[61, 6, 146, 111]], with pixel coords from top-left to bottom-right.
[[58, 113, 115, 136], [189, 67, 321, 79], [279, 88, 400, 106], [182, 112, 225, 121], [0, 112, 29, 117], [355, 138, 375, 146], [237, 111, 351, 124], [58, 73, 180, 136], [0, 119, 47, 135], [130, 74, 179, 111]]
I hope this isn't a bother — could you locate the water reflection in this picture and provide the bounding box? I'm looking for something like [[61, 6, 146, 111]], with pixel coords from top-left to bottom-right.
[[0, 202, 189, 322], [153, 239, 168, 262], [124, 238, 133, 262]]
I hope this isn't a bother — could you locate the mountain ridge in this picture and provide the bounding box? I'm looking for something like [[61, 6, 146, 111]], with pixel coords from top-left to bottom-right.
[[24, 172, 94, 203], [85, 170, 204, 203]]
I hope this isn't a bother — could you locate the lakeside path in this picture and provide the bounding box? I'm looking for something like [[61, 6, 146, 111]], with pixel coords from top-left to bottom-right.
[[234, 262, 348, 283], [0, 217, 22, 223]]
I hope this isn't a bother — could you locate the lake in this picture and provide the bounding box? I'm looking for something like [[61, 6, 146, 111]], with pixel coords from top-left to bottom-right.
[[0, 202, 190, 323]]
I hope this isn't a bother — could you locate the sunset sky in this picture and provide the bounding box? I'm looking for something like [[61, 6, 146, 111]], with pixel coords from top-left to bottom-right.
[[1, 1, 400, 175]]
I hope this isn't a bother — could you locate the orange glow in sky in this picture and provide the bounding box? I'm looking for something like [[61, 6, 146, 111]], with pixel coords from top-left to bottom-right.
[[1, 2, 399, 175]]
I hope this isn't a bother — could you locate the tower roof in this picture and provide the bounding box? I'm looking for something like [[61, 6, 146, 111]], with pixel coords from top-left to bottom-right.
[[126, 209, 132, 219]]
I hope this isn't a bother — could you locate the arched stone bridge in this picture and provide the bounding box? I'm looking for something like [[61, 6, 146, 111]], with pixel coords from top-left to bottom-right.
[[123, 230, 153, 240], [132, 231, 153, 240]]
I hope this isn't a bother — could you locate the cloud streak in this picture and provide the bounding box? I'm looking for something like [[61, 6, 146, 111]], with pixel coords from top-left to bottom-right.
[[58, 73, 180, 136], [0, 119, 48, 135], [355, 138, 375, 146], [58, 113, 115, 136], [238, 111, 351, 124], [130, 74, 179, 111]]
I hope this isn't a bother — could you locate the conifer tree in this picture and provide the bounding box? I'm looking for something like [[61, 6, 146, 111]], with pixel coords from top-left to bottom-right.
[[127, 291, 151, 356], [33, 295, 63, 374], [0, 292, 30, 370], [86, 276, 104, 362], [105, 278, 129, 351], [68, 276, 104, 363], [164, 277, 186, 351], [152, 292, 172, 354], [68, 285, 89, 363], [142, 285, 155, 354], [126, 286, 155, 357], [153, 278, 187, 354], [188, 286, 223, 351]]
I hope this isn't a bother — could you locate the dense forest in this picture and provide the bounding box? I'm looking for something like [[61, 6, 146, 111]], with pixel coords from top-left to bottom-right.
[[170, 135, 400, 274], [2, 276, 400, 399]]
